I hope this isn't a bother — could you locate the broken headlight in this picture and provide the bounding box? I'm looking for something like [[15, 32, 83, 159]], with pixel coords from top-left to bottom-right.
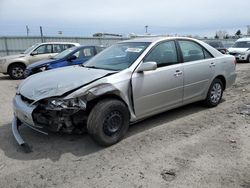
[[47, 98, 86, 110]]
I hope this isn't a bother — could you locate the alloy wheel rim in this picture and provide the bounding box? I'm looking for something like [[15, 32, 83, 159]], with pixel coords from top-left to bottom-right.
[[12, 67, 24, 78], [210, 83, 222, 104]]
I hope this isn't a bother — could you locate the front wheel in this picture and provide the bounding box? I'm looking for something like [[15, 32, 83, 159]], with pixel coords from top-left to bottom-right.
[[87, 99, 130, 146], [8, 64, 25, 79], [204, 78, 224, 107]]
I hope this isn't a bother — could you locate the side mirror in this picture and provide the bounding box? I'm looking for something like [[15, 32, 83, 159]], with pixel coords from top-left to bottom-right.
[[137, 61, 157, 72], [30, 51, 38, 56], [67, 55, 77, 61]]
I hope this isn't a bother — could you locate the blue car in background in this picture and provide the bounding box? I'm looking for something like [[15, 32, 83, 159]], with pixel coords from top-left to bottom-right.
[[24, 45, 105, 77]]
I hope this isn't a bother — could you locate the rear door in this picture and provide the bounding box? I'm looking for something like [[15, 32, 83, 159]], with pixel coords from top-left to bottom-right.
[[132, 40, 183, 118], [177, 40, 215, 104]]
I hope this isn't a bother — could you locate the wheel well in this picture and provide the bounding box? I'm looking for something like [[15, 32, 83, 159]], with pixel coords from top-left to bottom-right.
[[215, 75, 226, 90], [7, 62, 26, 74], [86, 94, 130, 115]]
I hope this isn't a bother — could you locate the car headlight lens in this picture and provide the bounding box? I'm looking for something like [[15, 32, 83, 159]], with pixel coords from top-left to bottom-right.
[[48, 98, 86, 110]]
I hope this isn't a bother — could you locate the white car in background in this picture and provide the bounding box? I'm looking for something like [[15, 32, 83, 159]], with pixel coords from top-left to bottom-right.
[[0, 42, 80, 79], [228, 38, 250, 63]]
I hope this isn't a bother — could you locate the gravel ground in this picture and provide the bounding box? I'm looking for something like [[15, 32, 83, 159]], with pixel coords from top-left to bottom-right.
[[0, 63, 249, 188]]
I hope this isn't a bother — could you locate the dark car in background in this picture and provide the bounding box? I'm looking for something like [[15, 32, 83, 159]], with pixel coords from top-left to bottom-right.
[[205, 41, 228, 54], [24, 45, 105, 77]]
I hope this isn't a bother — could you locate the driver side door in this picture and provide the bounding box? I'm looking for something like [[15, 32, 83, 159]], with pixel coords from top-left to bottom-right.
[[29, 44, 53, 64], [132, 40, 184, 118]]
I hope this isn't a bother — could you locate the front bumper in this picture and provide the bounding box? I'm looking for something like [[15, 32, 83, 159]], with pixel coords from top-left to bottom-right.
[[12, 95, 48, 149], [229, 53, 248, 61]]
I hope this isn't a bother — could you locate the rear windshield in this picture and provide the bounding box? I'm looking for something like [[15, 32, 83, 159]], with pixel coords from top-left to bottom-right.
[[233, 41, 250, 48], [207, 41, 224, 48]]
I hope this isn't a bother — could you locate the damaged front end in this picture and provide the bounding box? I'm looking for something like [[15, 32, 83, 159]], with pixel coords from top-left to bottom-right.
[[12, 94, 89, 151], [33, 97, 88, 133]]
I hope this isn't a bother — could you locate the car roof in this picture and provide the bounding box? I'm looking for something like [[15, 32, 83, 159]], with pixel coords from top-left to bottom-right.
[[39, 42, 80, 45], [119, 36, 200, 44], [236, 38, 250, 42]]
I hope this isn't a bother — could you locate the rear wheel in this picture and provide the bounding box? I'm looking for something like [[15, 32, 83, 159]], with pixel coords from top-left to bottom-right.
[[8, 64, 25, 79], [87, 99, 130, 146], [204, 78, 223, 107]]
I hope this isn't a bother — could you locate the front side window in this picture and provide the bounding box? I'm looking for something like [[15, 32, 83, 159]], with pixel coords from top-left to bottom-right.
[[179, 40, 212, 62], [96, 46, 105, 53], [84, 42, 150, 71], [144, 41, 178, 67], [34, 44, 52, 54]]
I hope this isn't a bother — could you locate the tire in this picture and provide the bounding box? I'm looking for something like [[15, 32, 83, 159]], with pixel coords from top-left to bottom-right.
[[204, 78, 224, 107], [87, 99, 130, 146], [8, 64, 25, 79]]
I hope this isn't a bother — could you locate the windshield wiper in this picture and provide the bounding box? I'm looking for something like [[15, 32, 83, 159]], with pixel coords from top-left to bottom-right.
[[83, 65, 118, 71], [83, 65, 99, 69]]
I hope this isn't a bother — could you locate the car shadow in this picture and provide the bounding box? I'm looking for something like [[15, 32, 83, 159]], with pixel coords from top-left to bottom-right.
[[0, 102, 209, 162], [0, 74, 24, 81], [0, 75, 11, 80]]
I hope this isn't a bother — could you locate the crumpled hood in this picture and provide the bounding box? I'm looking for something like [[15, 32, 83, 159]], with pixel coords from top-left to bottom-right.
[[18, 66, 115, 101], [27, 59, 56, 69], [0, 54, 26, 60], [228, 47, 249, 53]]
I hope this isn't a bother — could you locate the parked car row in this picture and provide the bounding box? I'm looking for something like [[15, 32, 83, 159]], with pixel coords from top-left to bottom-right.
[[228, 38, 250, 63], [24, 45, 105, 77], [11, 37, 237, 149], [0, 42, 105, 79]]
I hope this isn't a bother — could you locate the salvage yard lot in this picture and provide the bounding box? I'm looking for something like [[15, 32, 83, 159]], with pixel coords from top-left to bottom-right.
[[0, 64, 249, 188]]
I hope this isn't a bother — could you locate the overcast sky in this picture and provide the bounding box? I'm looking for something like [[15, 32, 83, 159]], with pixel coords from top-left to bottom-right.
[[0, 0, 249, 37]]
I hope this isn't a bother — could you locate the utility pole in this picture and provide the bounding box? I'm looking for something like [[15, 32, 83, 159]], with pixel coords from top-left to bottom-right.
[[40, 26, 44, 42], [26, 25, 30, 36], [247, 25, 250, 36], [145, 25, 148, 34]]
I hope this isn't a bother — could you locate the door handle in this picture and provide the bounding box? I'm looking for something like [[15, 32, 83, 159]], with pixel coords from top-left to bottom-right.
[[210, 62, 216, 67], [174, 70, 183, 77]]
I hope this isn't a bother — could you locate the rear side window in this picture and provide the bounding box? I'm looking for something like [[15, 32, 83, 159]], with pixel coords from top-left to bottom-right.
[[144, 41, 179, 67], [61, 44, 75, 51], [53, 44, 63, 53], [178, 40, 213, 62]]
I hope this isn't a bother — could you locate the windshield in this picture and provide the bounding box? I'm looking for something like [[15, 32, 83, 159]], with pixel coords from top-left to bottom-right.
[[53, 46, 78, 59], [22, 44, 39, 54], [233, 41, 250, 48], [84, 42, 150, 71]]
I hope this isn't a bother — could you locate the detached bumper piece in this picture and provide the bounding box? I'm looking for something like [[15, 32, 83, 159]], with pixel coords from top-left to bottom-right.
[[12, 116, 48, 153]]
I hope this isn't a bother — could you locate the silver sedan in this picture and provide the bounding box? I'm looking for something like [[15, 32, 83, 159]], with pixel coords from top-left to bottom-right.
[[12, 37, 236, 149]]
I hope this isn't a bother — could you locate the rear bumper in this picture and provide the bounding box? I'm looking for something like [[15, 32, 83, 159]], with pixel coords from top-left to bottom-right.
[[226, 72, 237, 89]]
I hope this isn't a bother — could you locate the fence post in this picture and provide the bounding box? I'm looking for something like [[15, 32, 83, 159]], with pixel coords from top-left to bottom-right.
[[3, 37, 9, 56]]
